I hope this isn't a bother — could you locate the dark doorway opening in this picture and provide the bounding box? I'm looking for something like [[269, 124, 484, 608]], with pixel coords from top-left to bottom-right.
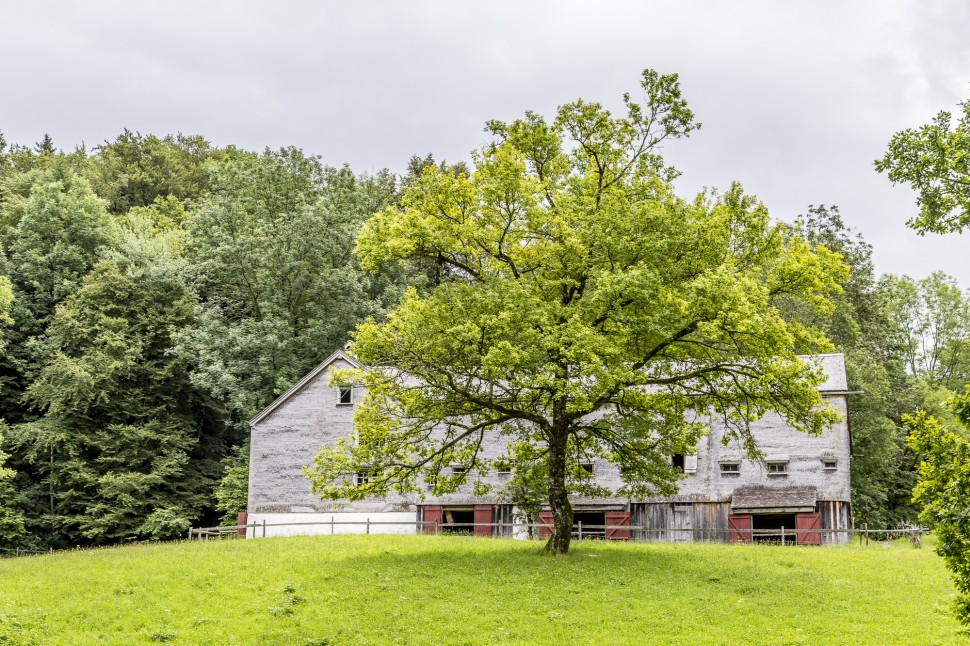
[[442, 508, 475, 534], [752, 513, 798, 543], [573, 511, 606, 539]]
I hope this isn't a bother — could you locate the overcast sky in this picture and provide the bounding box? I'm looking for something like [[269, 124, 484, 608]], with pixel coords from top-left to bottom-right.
[[2, 1, 968, 284]]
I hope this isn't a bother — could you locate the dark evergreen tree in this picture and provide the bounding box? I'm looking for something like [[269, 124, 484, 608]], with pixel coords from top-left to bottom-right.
[[33, 134, 55, 155]]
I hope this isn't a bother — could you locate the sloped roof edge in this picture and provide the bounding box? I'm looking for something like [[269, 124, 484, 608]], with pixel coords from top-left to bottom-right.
[[248, 348, 359, 427]]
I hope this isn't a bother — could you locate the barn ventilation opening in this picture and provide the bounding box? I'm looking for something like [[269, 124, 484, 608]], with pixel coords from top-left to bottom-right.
[[752, 513, 798, 543], [442, 508, 475, 534], [573, 511, 606, 539]]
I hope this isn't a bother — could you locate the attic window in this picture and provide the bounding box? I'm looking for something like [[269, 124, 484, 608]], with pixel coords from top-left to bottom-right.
[[767, 462, 788, 475], [672, 454, 685, 472], [338, 386, 352, 405]]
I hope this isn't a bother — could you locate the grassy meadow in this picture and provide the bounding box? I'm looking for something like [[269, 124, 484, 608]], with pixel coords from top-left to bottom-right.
[[0, 534, 962, 645]]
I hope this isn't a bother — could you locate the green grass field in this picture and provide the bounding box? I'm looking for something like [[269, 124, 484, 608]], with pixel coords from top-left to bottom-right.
[[0, 535, 963, 645]]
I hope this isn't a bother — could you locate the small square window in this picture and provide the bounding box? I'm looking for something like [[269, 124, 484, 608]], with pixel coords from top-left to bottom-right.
[[823, 460, 837, 470], [354, 470, 371, 486], [720, 462, 740, 474], [767, 462, 788, 475], [338, 386, 352, 405]]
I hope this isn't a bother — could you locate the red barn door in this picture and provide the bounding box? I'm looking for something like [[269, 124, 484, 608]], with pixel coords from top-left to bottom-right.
[[474, 505, 494, 537], [728, 514, 752, 543], [422, 505, 442, 534], [795, 512, 822, 545], [538, 512, 554, 539], [605, 511, 631, 540]]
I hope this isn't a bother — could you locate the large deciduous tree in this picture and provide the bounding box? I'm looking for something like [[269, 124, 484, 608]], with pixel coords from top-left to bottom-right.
[[307, 69, 847, 555], [876, 98, 970, 234]]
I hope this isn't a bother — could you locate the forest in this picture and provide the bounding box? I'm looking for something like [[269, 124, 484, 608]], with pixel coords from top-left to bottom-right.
[[0, 128, 967, 550]]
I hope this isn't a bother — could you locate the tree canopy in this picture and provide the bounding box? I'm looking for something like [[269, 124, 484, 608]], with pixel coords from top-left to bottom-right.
[[307, 69, 847, 554], [876, 98, 970, 234]]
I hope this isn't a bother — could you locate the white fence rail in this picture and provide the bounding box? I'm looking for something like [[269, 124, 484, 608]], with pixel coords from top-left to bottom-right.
[[187, 520, 930, 546]]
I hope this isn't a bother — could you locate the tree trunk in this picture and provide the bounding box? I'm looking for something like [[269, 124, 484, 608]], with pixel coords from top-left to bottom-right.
[[542, 427, 572, 555]]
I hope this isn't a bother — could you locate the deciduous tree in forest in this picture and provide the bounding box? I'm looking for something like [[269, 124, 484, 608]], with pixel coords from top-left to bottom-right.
[[87, 130, 224, 215], [177, 148, 384, 426], [307, 69, 847, 555], [11, 216, 226, 544], [0, 164, 110, 423], [876, 97, 970, 234]]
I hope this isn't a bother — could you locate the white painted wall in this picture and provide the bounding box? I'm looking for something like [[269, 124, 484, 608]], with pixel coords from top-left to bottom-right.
[[246, 511, 418, 538]]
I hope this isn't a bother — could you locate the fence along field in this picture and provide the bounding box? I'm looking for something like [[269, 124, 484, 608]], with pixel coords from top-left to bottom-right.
[[188, 517, 928, 548]]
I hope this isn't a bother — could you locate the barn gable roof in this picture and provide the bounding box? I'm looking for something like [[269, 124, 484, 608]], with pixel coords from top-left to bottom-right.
[[248, 348, 359, 427]]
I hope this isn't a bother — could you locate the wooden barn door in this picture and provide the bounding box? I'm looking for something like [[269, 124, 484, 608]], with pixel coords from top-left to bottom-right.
[[422, 505, 442, 534], [605, 511, 631, 541], [538, 512, 554, 539], [795, 512, 821, 545], [728, 514, 752, 543], [474, 505, 494, 537]]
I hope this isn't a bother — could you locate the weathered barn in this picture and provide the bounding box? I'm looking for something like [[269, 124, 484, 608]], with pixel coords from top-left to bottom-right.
[[247, 351, 852, 544]]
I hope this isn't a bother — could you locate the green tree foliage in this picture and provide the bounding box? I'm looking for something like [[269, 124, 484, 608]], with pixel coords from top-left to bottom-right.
[[87, 130, 221, 215], [307, 69, 847, 554], [177, 149, 390, 424], [907, 388, 970, 624], [33, 134, 55, 155], [6, 164, 110, 330], [876, 98, 970, 234], [214, 444, 249, 527], [10, 218, 224, 544], [880, 272, 970, 390], [0, 272, 12, 354], [0, 165, 111, 423], [0, 429, 26, 549]]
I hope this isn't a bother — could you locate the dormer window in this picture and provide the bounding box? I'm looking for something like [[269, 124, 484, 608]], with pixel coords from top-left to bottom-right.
[[338, 386, 352, 405]]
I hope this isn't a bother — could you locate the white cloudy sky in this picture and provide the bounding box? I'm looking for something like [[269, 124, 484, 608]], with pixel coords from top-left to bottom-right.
[[2, 1, 968, 284]]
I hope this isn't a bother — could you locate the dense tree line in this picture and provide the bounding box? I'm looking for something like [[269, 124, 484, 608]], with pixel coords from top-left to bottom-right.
[[0, 126, 966, 549], [0, 132, 436, 547]]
